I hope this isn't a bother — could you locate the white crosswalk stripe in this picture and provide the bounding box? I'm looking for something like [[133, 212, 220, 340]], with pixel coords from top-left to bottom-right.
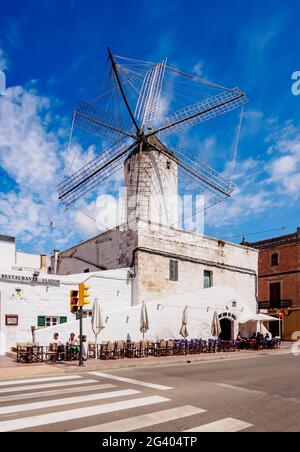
[[0, 389, 140, 415], [0, 379, 100, 396], [0, 384, 115, 404], [0, 373, 254, 432], [89, 372, 173, 391], [72, 405, 206, 432], [0, 396, 170, 432], [184, 418, 253, 432], [0, 375, 82, 387]]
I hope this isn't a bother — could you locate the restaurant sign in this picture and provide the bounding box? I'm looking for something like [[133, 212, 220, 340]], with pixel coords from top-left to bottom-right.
[[0, 273, 60, 286]]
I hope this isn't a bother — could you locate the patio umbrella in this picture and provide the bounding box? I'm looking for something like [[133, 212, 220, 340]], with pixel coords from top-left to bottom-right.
[[211, 311, 221, 338], [239, 313, 280, 335], [179, 307, 189, 338], [140, 301, 149, 339], [92, 299, 105, 358]]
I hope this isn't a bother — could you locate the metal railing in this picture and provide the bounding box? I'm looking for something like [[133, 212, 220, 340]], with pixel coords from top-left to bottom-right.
[[259, 299, 292, 309]]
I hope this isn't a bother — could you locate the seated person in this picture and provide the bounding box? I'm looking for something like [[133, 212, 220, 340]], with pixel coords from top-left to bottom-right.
[[67, 333, 79, 347], [66, 333, 80, 359], [50, 333, 65, 360]]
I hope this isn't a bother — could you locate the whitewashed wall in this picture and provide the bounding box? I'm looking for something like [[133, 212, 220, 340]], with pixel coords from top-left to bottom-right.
[[35, 286, 258, 346], [0, 268, 132, 355], [0, 240, 15, 270]]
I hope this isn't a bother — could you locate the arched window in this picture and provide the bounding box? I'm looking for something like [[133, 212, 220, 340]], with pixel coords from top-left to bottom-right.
[[271, 253, 279, 267]]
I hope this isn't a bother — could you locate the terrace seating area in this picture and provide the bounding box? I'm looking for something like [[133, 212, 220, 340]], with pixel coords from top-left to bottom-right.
[[14, 337, 281, 364]]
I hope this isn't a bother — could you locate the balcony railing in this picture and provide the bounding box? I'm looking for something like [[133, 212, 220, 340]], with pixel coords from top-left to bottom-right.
[[259, 299, 292, 309]]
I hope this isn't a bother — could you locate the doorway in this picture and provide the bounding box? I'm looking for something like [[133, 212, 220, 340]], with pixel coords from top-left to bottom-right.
[[219, 318, 233, 340]]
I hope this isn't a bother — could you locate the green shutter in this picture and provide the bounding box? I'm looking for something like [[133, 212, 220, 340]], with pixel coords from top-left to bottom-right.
[[37, 316, 46, 327], [170, 260, 179, 281], [76, 312, 80, 320], [60, 316, 67, 324]]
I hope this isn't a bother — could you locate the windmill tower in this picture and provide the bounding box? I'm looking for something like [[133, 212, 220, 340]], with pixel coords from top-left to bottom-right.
[[124, 134, 179, 227], [57, 49, 248, 231]]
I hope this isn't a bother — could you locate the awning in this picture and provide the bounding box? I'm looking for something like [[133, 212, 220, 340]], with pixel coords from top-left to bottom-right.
[[239, 314, 280, 324]]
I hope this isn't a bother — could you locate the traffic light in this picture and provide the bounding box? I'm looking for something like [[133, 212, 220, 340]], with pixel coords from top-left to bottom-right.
[[70, 289, 79, 314], [79, 283, 91, 308]]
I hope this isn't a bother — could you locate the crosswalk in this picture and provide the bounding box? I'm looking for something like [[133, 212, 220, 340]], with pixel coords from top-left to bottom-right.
[[0, 373, 254, 432]]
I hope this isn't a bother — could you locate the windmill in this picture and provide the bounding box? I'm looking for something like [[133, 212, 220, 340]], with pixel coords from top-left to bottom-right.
[[57, 49, 248, 228]]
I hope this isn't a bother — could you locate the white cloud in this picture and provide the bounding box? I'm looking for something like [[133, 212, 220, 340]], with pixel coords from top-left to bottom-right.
[[193, 61, 205, 78], [266, 126, 300, 198]]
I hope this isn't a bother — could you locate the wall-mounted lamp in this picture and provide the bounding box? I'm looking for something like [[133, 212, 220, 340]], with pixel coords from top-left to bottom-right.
[[157, 304, 161, 311], [126, 316, 130, 323], [105, 316, 109, 323], [207, 307, 210, 313]]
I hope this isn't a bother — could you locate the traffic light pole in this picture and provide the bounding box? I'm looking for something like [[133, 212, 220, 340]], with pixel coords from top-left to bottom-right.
[[79, 308, 84, 367]]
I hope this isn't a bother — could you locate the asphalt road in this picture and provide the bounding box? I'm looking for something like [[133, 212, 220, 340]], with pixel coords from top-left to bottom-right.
[[0, 353, 299, 432]]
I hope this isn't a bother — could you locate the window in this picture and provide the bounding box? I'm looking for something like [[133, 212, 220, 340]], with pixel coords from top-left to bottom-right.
[[169, 260, 179, 281], [271, 253, 279, 267], [84, 268, 90, 273], [204, 270, 213, 289], [166, 161, 171, 170], [270, 282, 281, 302], [127, 163, 131, 173], [46, 317, 59, 327]]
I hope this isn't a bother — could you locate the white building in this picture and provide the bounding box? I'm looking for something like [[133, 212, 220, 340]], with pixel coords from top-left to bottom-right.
[[0, 139, 260, 354], [0, 235, 48, 273]]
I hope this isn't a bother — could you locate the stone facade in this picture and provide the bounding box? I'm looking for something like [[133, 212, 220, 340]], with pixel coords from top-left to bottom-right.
[[51, 227, 137, 275], [250, 228, 300, 341]]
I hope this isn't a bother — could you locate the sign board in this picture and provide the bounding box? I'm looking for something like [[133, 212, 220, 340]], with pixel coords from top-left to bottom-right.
[[0, 273, 60, 286]]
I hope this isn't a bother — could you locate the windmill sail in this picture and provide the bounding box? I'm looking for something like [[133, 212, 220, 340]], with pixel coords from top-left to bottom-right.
[[150, 88, 248, 139], [58, 139, 135, 207], [135, 59, 167, 127], [58, 50, 248, 215]]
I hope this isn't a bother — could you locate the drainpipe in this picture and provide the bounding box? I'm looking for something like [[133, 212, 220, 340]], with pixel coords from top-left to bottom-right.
[[53, 250, 60, 275], [40, 254, 47, 273]]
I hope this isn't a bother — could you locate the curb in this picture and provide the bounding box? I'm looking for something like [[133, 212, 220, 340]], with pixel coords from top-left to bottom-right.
[[0, 348, 293, 381]]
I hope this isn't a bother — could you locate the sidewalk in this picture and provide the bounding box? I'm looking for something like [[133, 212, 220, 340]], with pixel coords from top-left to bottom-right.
[[0, 344, 294, 381]]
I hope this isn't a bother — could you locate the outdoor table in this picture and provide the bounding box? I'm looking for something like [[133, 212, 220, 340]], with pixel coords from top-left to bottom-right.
[[17, 345, 44, 364]]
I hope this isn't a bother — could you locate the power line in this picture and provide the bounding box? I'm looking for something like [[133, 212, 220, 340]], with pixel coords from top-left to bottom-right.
[[221, 226, 287, 241]]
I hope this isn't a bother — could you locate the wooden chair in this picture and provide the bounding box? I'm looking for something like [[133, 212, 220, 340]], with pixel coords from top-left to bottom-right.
[[66, 346, 80, 361], [100, 342, 116, 360], [45, 344, 64, 363], [88, 342, 97, 359], [115, 341, 125, 359], [140, 340, 150, 358], [135, 341, 149, 358], [16, 343, 30, 363]]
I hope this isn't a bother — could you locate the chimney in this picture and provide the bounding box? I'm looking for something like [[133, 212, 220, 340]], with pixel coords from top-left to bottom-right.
[[53, 250, 60, 275], [40, 254, 47, 272]]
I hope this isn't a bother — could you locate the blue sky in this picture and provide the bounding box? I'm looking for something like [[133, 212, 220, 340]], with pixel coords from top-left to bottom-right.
[[0, 0, 300, 254]]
